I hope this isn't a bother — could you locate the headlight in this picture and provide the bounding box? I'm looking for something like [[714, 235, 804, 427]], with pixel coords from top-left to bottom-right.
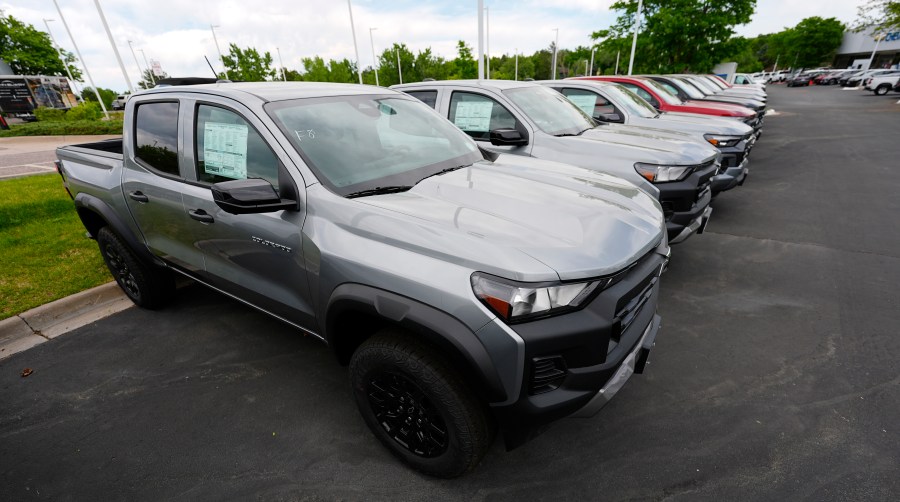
[[703, 134, 742, 147], [471, 272, 608, 323], [634, 162, 694, 183]]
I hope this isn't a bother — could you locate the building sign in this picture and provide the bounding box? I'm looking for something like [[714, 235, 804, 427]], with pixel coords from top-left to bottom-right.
[[882, 31, 900, 42], [0, 78, 34, 113]]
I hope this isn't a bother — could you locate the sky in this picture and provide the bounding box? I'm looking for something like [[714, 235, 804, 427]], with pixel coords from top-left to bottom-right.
[[3, 0, 871, 93]]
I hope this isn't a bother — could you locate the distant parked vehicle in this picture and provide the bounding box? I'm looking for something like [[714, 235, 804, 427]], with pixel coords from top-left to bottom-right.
[[864, 71, 900, 95], [786, 73, 817, 87], [846, 69, 894, 88], [110, 94, 129, 110]]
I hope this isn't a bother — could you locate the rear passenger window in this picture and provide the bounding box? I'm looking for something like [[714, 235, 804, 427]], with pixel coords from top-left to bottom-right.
[[620, 84, 659, 107], [134, 102, 180, 176], [405, 91, 438, 109], [448, 92, 518, 141], [195, 104, 280, 191], [561, 88, 616, 117]]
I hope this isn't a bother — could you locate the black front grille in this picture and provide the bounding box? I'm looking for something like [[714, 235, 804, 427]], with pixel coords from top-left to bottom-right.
[[612, 277, 656, 342], [530, 356, 567, 395]]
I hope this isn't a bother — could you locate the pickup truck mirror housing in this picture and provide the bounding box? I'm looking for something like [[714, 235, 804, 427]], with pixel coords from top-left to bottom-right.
[[211, 178, 298, 214], [489, 128, 528, 147], [594, 112, 623, 123]]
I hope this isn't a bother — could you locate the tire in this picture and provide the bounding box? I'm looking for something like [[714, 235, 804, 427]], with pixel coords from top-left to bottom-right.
[[350, 330, 494, 478], [97, 227, 174, 309], [875, 84, 891, 96]]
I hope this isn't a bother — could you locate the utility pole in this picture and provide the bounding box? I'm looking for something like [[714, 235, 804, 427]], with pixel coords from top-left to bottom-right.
[[42, 18, 80, 96], [138, 49, 155, 85], [127, 40, 145, 89], [93, 0, 134, 93], [627, 0, 643, 75], [52, 0, 109, 119], [210, 25, 228, 79], [551, 28, 559, 80], [477, 0, 484, 80], [369, 28, 380, 86], [276, 47, 287, 81], [346, 0, 363, 84]]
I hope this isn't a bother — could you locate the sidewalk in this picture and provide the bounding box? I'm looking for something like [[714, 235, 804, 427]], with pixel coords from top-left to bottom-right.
[[0, 135, 120, 179]]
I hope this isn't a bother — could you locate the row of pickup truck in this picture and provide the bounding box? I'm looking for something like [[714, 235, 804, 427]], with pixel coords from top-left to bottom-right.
[[55, 73, 766, 478]]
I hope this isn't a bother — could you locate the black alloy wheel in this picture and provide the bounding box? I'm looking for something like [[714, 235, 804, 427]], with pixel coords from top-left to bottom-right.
[[366, 371, 449, 458]]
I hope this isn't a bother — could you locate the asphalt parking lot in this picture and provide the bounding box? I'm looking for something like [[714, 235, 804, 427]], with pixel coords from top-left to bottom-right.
[[2, 85, 899, 501]]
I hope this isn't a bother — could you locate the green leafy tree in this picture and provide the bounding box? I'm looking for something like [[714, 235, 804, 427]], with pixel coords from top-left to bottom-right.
[[596, 0, 757, 73], [0, 15, 82, 79], [413, 48, 449, 82], [854, 1, 900, 30], [375, 43, 415, 85], [81, 87, 117, 110], [786, 17, 846, 68], [448, 41, 477, 79], [220, 43, 275, 81], [137, 69, 168, 90]]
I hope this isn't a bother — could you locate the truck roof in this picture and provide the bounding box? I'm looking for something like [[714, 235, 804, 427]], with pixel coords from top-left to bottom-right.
[[137, 81, 393, 103], [392, 79, 539, 91]]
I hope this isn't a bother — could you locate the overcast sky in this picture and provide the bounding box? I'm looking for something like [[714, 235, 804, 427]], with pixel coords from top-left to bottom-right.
[[4, 0, 870, 92]]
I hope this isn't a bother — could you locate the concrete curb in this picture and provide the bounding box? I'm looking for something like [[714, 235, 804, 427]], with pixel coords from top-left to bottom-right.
[[0, 282, 132, 361]]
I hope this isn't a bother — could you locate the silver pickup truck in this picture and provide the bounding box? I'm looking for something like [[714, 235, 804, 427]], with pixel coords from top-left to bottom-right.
[[393, 80, 718, 244], [56, 82, 671, 477]]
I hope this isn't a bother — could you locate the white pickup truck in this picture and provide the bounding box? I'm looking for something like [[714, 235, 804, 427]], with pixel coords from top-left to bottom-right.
[[864, 72, 900, 95]]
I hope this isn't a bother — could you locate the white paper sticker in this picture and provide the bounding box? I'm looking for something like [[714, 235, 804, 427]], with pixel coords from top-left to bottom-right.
[[454, 101, 493, 132], [567, 94, 598, 116], [203, 122, 249, 180]]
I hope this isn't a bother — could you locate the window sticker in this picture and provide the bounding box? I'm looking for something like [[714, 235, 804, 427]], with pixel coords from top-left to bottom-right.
[[453, 101, 493, 132], [566, 94, 598, 116], [203, 122, 248, 179]]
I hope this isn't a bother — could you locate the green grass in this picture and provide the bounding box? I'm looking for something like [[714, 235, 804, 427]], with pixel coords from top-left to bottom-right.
[[0, 120, 124, 137], [0, 174, 111, 320]]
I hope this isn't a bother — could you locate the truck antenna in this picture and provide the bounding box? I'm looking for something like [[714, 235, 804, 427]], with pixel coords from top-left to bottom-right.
[[204, 55, 218, 78]]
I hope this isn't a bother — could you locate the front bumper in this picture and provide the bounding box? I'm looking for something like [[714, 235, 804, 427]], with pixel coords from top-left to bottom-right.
[[710, 156, 750, 194]]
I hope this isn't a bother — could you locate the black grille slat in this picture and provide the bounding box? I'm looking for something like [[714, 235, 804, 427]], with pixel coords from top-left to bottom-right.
[[530, 356, 567, 395]]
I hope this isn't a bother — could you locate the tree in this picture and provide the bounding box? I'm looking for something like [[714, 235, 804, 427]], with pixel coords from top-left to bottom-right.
[[220, 43, 275, 81], [81, 87, 117, 109], [0, 15, 82, 79], [137, 68, 168, 90], [448, 41, 477, 79], [854, 1, 900, 31], [786, 17, 846, 68], [596, 0, 757, 73]]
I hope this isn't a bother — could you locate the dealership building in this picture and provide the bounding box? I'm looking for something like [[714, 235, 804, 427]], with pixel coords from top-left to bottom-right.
[[833, 26, 900, 70]]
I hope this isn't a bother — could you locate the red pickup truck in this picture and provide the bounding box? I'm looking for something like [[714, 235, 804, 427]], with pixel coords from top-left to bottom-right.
[[573, 76, 757, 129]]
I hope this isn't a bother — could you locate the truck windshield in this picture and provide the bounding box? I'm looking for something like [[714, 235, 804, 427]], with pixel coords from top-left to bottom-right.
[[641, 79, 684, 105], [503, 86, 595, 136], [604, 85, 658, 118], [671, 78, 706, 99], [267, 95, 481, 197]]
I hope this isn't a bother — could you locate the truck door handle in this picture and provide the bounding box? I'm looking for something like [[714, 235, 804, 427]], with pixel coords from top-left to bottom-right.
[[188, 209, 214, 224], [128, 191, 149, 203]]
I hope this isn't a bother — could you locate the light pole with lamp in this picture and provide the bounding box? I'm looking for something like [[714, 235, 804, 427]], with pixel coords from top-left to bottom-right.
[[551, 28, 559, 80], [369, 27, 380, 86], [210, 24, 228, 79], [52, 0, 109, 119]]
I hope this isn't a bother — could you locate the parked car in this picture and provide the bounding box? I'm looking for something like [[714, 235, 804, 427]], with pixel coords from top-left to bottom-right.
[[394, 79, 718, 244], [864, 71, 900, 95], [538, 79, 754, 194], [575, 76, 761, 134], [56, 81, 671, 478], [110, 94, 129, 110], [786, 72, 817, 87], [846, 69, 895, 88], [701, 75, 767, 101], [646, 75, 766, 114]]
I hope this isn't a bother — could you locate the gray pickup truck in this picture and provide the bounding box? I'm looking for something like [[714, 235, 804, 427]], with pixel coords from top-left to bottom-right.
[[393, 80, 719, 244], [57, 82, 671, 477]]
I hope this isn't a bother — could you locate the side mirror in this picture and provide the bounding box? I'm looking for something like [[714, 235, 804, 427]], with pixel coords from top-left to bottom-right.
[[211, 178, 297, 215], [594, 112, 624, 123], [489, 128, 528, 147]]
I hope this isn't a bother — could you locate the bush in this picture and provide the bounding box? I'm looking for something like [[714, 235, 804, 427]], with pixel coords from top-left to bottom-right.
[[0, 120, 124, 137], [34, 107, 67, 122], [65, 101, 102, 121]]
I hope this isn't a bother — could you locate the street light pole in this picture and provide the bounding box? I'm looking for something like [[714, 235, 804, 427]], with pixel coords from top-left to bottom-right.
[[93, 0, 134, 94], [127, 40, 145, 89], [276, 47, 287, 81], [615, 51, 620, 75], [589, 47, 596, 76], [210, 25, 228, 79], [396, 47, 403, 84], [551, 28, 559, 80], [138, 49, 155, 85], [584, 60, 588, 77], [515, 48, 518, 81], [485, 6, 490, 79], [52, 0, 109, 119], [42, 18, 80, 96], [627, 0, 643, 75], [477, 0, 484, 80], [369, 27, 380, 86], [866, 33, 885, 71], [346, 0, 363, 84]]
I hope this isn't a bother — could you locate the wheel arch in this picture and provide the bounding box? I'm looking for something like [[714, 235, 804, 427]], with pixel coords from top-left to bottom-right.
[[326, 283, 508, 404], [74, 192, 162, 267]]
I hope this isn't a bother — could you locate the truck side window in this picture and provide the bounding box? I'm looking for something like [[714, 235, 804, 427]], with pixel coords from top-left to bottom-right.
[[620, 84, 659, 108], [405, 91, 438, 109], [134, 102, 180, 176], [194, 104, 280, 191], [560, 88, 616, 117], [448, 91, 518, 141]]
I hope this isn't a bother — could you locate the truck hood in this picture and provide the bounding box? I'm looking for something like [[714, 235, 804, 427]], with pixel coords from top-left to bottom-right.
[[353, 157, 665, 281], [576, 125, 720, 165], [682, 100, 755, 117], [653, 112, 753, 136]]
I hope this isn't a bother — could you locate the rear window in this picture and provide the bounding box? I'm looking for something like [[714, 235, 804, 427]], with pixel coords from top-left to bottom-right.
[[405, 91, 438, 109], [134, 102, 180, 176]]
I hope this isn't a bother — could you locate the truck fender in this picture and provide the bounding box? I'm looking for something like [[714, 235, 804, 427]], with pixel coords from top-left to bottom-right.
[[73, 192, 163, 267], [325, 283, 507, 403]]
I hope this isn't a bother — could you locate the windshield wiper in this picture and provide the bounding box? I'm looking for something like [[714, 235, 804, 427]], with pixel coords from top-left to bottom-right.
[[345, 185, 413, 198], [415, 164, 469, 185], [555, 128, 592, 137]]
